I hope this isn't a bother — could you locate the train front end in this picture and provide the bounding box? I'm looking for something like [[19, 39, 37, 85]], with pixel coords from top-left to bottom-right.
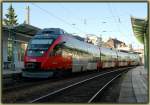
[[22, 28, 71, 78]]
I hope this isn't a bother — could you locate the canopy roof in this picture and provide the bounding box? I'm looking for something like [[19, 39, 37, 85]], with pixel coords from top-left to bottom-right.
[[131, 17, 147, 44], [3, 23, 41, 37]]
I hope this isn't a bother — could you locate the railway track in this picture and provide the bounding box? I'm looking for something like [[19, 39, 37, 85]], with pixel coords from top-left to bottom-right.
[[3, 78, 56, 93], [88, 72, 123, 103], [2, 67, 127, 93], [29, 67, 130, 103], [2, 67, 134, 103], [3, 70, 103, 93]]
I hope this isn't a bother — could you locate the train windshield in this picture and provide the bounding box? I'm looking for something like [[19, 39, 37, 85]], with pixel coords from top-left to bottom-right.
[[28, 38, 53, 50], [27, 38, 54, 56]]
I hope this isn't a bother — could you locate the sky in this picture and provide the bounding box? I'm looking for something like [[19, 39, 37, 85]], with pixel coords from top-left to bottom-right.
[[3, 2, 147, 49]]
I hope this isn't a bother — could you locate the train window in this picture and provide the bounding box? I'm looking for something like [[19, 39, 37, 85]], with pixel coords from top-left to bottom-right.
[[59, 30, 64, 35], [27, 50, 45, 57], [52, 43, 65, 56], [42, 31, 56, 34], [28, 39, 54, 50], [31, 39, 53, 45], [37, 28, 65, 35]]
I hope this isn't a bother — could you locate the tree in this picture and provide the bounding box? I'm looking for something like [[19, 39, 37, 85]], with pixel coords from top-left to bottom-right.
[[3, 4, 18, 26], [3, 4, 18, 70]]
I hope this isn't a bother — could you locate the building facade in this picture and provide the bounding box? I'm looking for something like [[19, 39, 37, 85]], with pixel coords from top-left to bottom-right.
[[2, 24, 40, 70], [117, 44, 133, 51], [104, 38, 127, 48], [85, 34, 103, 46]]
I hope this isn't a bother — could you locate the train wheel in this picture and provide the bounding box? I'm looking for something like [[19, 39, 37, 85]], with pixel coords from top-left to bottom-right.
[[64, 70, 72, 77], [53, 70, 72, 78], [53, 71, 63, 78]]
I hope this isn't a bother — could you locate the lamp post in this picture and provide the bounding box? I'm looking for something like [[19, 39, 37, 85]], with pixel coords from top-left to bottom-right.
[[99, 21, 107, 46], [99, 30, 107, 47], [72, 23, 76, 26], [72, 23, 76, 33], [72, 23, 77, 35]]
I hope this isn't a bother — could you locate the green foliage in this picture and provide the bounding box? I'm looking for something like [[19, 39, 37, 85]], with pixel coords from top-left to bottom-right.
[[3, 4, 18, 26]]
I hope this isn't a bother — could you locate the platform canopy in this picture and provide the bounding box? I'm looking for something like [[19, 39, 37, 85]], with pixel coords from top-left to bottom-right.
[[131, 17, 147, 44], [3, 23, 41, 37]]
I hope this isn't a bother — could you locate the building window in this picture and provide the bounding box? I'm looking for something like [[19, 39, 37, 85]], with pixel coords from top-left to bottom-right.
[[7, 38, 13, 61], [20, 43, 27, 61]]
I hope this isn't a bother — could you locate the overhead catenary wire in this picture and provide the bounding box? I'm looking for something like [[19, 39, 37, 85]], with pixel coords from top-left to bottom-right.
[[59, 3, 73, 15], [113, 6, 133, 38], [31, 3, 84, 33], [112, 6, 131, 33], [58, 3, 85, 34], [107, 3, 124, 37], [110, 5, 137, 47]]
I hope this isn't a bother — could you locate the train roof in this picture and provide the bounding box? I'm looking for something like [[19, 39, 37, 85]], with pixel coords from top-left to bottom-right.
[[36, 28, 67, 35], [35, 28, 140, 56]]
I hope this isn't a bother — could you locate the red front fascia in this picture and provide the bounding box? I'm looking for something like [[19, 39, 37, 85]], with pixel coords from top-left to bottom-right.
[[24, 35, 72, 70], [43, 55, 72, 70], [42, 35, 72, 70]]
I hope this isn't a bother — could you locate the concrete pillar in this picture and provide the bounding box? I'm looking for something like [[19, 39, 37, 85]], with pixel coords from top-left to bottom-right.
[[144, 34, 147, 70], [2, 31, 8, 62], [14, 41, 19, 69], [144, 24, 149, 71], [143, 20, 148, 71]]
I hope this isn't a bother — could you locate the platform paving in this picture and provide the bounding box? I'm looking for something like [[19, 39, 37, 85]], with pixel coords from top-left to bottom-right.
[[118, 66, 148, 103], [2, 68, 22, 78]]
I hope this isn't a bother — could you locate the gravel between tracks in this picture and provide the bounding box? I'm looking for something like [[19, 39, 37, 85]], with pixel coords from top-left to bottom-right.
[[33, 71, 124, 103], [2, 68, 132, 103], [2, 71, 105, 103]]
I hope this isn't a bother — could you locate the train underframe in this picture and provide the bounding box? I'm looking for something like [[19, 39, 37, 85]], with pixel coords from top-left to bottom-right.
[[22, 61, 139, 78]]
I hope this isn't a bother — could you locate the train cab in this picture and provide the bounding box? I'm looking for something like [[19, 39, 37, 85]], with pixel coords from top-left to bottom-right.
[[23, 28, 69, 78]]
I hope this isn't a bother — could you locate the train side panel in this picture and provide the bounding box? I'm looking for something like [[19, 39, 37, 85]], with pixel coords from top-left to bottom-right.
[[100, 47, 118, 69]]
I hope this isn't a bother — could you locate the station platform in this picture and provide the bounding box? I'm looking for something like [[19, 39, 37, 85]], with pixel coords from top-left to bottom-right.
[[118, 66, 148, 103], [2, 69, 22, 78]]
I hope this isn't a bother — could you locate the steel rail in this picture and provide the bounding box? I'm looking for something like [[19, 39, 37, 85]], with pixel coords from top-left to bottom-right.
[[88, 72, 124, 103], [29, 67, 130, 103], [3, 79, 53, 93]]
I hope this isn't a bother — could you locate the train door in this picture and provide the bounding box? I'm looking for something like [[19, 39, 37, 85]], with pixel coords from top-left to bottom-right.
[[72, 51, 83, 72]]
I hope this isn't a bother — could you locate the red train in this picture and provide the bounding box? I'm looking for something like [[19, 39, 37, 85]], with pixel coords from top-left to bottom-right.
[[22, 28, 140, 78]]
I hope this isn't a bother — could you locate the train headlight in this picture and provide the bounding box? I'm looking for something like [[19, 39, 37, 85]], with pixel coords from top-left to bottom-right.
[[40, 51, 44, 54]]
